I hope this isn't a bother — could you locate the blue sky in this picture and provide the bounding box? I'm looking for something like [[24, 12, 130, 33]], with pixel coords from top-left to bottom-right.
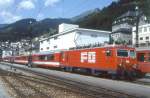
[[0, 0, 116, 24]]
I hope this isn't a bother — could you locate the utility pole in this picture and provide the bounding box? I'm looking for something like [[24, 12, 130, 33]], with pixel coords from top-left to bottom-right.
[[28, 21, 33, 67], [135, 6, 140, 47]]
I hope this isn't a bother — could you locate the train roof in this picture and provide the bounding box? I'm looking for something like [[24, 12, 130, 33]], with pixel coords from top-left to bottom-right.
[[136, 47, 150, 51]]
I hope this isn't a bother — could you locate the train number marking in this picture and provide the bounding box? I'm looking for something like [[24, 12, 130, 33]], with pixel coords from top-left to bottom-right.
[[81, 52, 96, 63]]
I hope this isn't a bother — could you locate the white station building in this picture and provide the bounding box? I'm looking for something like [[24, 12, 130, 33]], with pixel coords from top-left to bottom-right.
[[39, 23, 111, 52], [132, 24, 150, 47]]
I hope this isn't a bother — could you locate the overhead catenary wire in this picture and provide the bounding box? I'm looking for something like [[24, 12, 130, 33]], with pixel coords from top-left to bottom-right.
[[64, 0, 97, 18]]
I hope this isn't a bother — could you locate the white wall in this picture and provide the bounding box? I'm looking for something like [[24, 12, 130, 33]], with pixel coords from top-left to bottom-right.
[[75, 30, 109, 46], [2, 51, 12, 58], [40, 29, 110, 52], [40, 32, 76, 52], [59, 23, 79, 33], [132, 24, 150, 45]]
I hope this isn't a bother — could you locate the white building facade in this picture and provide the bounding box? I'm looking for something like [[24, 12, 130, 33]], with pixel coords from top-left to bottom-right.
[[40, 23, 111, 52], [132, 24, 150, 46]]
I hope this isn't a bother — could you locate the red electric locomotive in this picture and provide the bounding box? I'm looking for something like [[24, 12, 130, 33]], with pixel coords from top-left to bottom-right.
[[60, 45, 137, 78], [136, 48, 150, 75]]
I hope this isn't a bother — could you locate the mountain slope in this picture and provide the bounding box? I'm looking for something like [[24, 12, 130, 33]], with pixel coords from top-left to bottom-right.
[[71, 8, 100, 21], [0, 18, 71, 41]]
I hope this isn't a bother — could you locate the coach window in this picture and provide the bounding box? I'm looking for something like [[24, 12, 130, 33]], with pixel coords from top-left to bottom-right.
[[47, 54, 54, 61], [106, 50, 112, 56], [39, 55, 46, 60], [148, 53, 150, 62], [138, 53, 145, 62]]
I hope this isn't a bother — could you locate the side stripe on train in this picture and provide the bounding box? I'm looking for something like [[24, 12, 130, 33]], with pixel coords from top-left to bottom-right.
[[33, 61, 60, 67], [14, 60, 60, 67]]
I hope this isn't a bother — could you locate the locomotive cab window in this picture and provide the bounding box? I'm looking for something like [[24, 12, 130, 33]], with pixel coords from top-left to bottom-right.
[[106, 50, 112, 56], [117, 50, 128, 57]]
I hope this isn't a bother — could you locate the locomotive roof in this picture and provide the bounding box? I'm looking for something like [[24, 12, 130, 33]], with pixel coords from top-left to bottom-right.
[[68, 45, 135, 51]]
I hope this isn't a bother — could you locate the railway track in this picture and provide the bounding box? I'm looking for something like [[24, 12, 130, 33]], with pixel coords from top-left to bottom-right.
[[0, 69, 91, 98], [0, 62, 140, 98]]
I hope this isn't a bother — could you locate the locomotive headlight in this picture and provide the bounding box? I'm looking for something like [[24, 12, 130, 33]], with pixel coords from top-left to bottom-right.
[[126, 60, 130, 63], [133, 64, 137, 69], [119, 63, 122, 66]]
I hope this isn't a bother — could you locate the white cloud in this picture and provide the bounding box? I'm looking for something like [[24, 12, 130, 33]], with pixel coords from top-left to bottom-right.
[[0, 11, 22, 23], [18, 0, 35, 10], [0, 0, 14, 8], [44, 0, 60, 7]]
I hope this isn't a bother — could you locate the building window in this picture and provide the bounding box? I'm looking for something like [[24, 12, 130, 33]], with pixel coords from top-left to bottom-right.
[[91, 34, 98, 37], [47, 47, 49, 50], [140, 37, 143, 40], [47, 39, 50, 42], [144, 27, 147, 32], [54, 36, 58, 40], [139, 28, 142, 33], [146, 36, 149, 40], [54, 45, 57, 48]]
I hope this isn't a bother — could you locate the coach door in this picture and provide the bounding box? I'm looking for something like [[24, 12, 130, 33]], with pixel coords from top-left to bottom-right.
[[105, 49, 113, 68]]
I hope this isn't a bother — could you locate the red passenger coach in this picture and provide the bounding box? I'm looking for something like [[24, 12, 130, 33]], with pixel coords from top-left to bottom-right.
[[14, 55, 28, 64], [60, 45, 137, 77], [30, 52, 61, 68], [136, 49, 150, 73]]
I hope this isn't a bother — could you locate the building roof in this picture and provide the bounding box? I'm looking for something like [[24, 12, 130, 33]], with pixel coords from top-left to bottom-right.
[[111, 28, 132, 34], [40, 28, 111, 42]]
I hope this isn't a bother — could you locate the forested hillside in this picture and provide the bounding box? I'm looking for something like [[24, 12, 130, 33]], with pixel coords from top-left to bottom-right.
[[76, 0, 150, 31]]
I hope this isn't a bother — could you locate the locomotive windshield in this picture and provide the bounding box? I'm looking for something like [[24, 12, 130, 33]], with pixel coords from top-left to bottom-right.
[[117, 50, 128, 57], [129, 50, 136, 58]]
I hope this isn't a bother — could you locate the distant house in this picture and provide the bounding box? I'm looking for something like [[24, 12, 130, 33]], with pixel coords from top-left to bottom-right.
[[111, 11, 147, 44], [39, 23, 111, 52], [111, 11, 136, 44], [2, 50, 12, 58]]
